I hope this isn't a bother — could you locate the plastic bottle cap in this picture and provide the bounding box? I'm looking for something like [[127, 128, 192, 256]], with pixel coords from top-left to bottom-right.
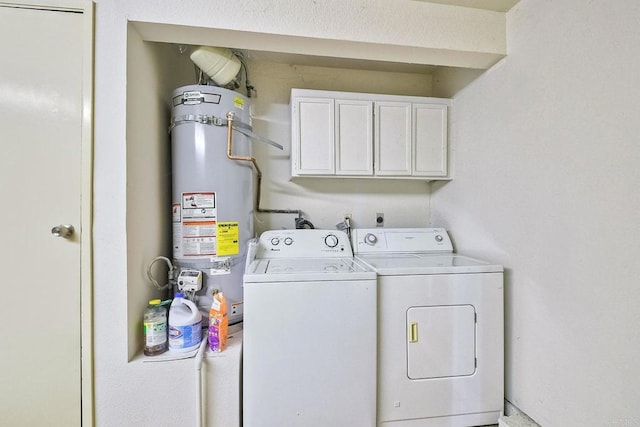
[[149, 299, 161, 305]]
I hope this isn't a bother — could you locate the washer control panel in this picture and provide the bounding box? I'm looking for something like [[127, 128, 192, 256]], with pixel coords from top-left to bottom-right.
[[352, 228, 453, 254], [256, 229, 353, 258]]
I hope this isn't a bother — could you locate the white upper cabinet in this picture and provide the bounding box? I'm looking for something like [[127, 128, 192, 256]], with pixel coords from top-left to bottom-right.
[[412, 103, 448, 177], [292, 96, 335, 175], [375, 101, 412, 176], [336, 99, 373, 175], [291, 89, 450, 180]]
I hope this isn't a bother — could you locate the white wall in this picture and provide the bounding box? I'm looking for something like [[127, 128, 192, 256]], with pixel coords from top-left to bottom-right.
[[247, 61, 434, 232], [430, 0, 640, 425], [93, 1, 492, 425]]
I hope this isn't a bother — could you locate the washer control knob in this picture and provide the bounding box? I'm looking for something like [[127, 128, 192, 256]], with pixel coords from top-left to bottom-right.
[[284, 237, 293, 246], [364, 233, 378, 246], [324, 234, 339, 248], [435, 234, 444, 242], [270, 237, 280, 246]]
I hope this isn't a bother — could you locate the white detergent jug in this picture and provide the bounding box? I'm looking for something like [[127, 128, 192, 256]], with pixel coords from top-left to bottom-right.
[[169, 292, 202, 352]]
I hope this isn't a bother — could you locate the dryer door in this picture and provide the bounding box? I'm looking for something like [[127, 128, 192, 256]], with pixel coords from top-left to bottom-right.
[[407, 304, 476, 379]]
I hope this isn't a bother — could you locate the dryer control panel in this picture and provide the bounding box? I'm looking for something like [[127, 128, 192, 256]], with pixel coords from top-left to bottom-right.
[[352, 228, 453, 254], [256, 229, 353, 258]]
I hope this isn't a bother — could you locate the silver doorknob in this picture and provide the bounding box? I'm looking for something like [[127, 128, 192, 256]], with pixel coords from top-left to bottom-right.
[[51, 224, 75, 238]]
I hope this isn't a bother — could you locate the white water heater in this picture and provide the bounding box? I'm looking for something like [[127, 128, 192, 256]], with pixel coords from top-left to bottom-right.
[[170, 84, 253, 324]]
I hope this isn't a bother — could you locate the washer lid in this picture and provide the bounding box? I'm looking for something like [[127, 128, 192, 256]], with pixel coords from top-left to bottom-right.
[[355, 253, 503, 275], [244, 257, 376, 282]]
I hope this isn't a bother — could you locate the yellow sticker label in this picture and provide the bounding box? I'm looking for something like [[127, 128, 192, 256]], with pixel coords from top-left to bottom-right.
[[234, 97, 245, 110], [216, 222, 240, 256]]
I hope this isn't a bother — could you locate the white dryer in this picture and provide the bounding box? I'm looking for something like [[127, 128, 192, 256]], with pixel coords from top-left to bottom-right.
[[243, 229, 377, 427], [352, 228, 504, 427]]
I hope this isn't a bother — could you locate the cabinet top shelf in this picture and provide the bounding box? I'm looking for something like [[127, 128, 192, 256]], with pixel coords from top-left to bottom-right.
[[290, 88, 451, 105]]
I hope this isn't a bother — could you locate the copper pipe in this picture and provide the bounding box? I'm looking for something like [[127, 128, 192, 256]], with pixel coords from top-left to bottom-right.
[[226, 112, 262, 177], [226, 112, 301, 216]]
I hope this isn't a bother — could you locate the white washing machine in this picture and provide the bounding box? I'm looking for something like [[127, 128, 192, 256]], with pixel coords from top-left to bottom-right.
[[352, 228, 504, 427], [243, 229, 377, 427]]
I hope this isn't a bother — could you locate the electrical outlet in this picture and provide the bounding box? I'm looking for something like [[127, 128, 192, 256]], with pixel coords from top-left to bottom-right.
[[231, 301, 243, 317], [376, 212, 384, 227]]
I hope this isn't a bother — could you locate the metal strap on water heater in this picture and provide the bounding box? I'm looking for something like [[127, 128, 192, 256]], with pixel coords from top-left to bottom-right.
[[169, 114, 283, 150], [170, 113, 243, 130]]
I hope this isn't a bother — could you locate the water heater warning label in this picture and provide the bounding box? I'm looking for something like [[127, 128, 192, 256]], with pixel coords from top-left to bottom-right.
[[216, 222, 239, 256], [174, 192, 219, 258]]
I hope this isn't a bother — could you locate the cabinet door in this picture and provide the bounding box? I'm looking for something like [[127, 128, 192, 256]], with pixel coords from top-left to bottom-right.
[[292, 97, 335, 175], [336, 99, 373, 175], [413, 103, 448, 177], [375, 101, 412, 176]]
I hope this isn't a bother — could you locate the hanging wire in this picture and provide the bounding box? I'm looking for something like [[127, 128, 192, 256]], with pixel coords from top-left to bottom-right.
[[233, 50, 255, 98]]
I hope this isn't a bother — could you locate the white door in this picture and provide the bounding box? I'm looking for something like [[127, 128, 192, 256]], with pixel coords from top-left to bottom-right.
[[407, 305, 476, 379], [0, 2, 93, 426]]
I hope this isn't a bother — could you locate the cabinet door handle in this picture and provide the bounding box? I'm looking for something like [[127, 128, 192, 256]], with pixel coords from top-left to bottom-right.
[[409, 322, 418, 343]]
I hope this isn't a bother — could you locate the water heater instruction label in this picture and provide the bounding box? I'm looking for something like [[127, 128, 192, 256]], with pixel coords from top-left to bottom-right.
[[174, 192, 218, 257], [182, 192, 216, 219], [216, 222, 239, 256]]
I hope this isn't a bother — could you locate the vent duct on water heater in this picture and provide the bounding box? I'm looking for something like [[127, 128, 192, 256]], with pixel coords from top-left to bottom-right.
[[189, 46, 241, 86]]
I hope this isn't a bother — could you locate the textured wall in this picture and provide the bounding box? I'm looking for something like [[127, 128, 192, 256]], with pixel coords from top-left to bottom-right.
[[123, 0, 506, 54], [431, 0, 640, 425]]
